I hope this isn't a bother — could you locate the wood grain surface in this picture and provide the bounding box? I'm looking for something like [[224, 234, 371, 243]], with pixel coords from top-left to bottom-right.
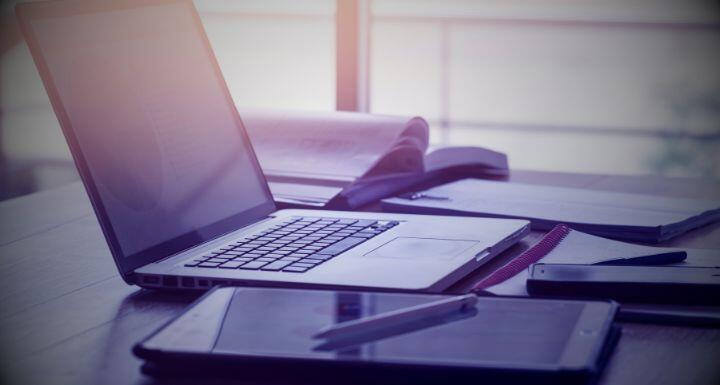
[[1, 171, 719, 385]]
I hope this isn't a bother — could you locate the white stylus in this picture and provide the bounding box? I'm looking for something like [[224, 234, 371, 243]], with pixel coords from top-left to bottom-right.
[[313, 294, 478, 339]]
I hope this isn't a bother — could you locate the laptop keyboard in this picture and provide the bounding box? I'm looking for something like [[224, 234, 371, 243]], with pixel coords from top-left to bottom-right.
[[184, 217, 399, 273]]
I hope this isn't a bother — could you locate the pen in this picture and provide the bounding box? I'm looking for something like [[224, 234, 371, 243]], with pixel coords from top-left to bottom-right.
[[618, 304, 720, 327], [594, 251, 687, 266], [397, 192, 450, 201], [313, 294, 478, 340]]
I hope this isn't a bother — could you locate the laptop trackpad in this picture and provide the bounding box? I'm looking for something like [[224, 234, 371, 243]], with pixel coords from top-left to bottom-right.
[[364, 237, 478, 261]]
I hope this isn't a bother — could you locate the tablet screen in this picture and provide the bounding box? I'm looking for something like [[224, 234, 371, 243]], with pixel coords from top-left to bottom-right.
[[210, 288, 594, 367]]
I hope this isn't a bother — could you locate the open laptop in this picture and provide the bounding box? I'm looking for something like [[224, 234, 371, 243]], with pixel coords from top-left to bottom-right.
[[16, 0, 529, 292]]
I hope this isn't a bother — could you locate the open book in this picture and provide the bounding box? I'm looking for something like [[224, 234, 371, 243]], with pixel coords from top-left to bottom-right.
[[241, 109, 508, 209]]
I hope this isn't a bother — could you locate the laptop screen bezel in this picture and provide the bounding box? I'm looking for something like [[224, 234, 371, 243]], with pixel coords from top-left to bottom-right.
[[16, 0, 277, 281]]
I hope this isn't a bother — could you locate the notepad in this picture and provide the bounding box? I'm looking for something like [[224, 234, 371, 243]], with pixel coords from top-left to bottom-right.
[[474, 225, 720, 297], [382, 178, 720, 243]]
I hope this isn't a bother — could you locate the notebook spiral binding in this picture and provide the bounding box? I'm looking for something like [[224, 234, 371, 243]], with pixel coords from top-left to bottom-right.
[[472, 224, 571, 292]]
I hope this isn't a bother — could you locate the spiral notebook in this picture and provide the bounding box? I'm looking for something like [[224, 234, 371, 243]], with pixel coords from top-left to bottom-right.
[[473, 225, 720, 296]]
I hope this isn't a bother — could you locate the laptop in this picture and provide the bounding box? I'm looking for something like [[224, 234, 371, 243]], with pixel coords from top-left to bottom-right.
[[16, 0, 529, 292]]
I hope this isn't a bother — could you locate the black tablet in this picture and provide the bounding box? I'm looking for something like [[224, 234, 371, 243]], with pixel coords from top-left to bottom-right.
[[134, 287, 619, 384]]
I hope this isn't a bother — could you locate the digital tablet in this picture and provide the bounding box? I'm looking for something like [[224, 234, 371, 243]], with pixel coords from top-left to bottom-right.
[[134, 287, 619, 384]]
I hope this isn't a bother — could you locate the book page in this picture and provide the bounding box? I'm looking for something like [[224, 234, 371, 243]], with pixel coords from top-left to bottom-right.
[[267, 181, 344, 207], [241, 109, 428, 182]]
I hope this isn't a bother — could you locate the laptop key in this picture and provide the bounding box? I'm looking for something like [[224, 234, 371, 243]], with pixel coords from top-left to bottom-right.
[[306, 254, 333, 261], [288, 253, 310, 259], [260, 260, 294, 271], [353, 220, 378, 228], [283, 266, 309, 273], [238, 261, 268, 270], [198, 262, 221, 268], [297, 258, 322, 265], [290, 262, 315, 268], [219, 261, 244, 269], [316, 237, 365, 256]]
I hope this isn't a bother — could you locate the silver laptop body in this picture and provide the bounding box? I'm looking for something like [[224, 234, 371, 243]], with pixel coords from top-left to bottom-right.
[[18, 0, 529, 293]]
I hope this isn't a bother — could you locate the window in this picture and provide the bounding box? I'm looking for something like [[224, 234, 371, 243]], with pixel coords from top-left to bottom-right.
[[197, 0, 336, 110], [367, 0, 720, 176], [1, 0, 718, 200]]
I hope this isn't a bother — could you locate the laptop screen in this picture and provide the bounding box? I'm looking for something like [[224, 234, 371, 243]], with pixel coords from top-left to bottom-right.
[[18, 0, 275, 274]]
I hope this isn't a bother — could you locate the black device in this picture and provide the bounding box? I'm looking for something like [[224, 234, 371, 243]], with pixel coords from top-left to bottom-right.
[[15, 0, 531, 293], [527, 263, 720, 305], [134, 286, 620, 385]]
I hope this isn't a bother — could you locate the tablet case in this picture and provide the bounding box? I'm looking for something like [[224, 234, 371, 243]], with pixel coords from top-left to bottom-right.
[[133, 287, 620, 385]]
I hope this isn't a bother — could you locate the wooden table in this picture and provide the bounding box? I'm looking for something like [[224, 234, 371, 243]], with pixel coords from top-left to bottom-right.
[[1, 171, 719, 385]]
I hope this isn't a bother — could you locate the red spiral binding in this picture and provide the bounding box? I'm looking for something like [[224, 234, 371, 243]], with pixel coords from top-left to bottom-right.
[[472, 224, 571, 292]]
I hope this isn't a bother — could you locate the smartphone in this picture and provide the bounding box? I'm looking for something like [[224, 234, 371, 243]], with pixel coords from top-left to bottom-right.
[[527, 264, 720, 305]]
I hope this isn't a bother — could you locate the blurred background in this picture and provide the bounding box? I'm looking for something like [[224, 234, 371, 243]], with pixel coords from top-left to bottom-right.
[[1, 0, 719, 200]]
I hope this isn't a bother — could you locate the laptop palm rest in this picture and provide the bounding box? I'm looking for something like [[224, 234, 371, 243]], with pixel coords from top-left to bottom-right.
[[364, 237, 478, 261]]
